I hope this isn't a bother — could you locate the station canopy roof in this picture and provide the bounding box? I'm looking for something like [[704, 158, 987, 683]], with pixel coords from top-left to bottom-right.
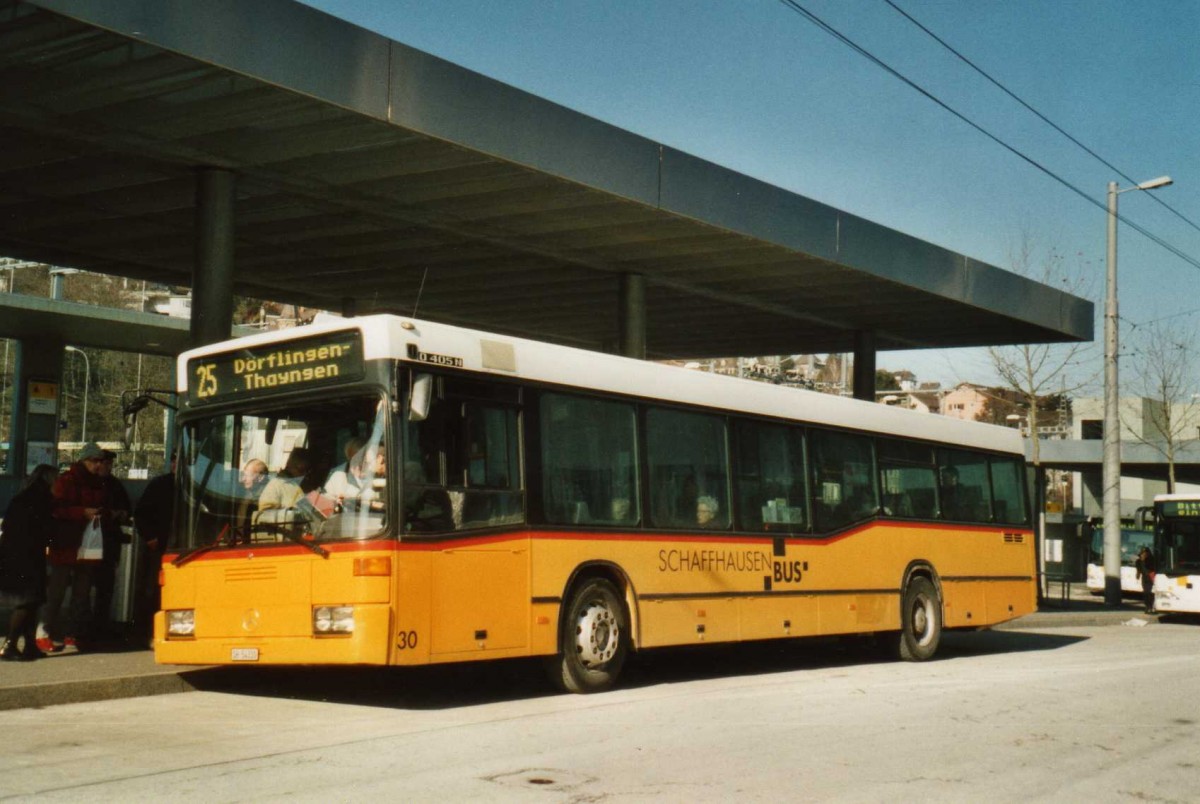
[[0, 0, 1093, 359]]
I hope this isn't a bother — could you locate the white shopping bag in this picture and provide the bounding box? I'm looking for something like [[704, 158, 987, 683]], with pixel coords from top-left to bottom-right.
[[77, 518, 104, 561]]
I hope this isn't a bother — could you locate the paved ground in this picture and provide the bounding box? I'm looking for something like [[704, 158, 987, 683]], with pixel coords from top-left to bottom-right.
[[1, 604, 1195, 802], [0, 586, 1158, 712]]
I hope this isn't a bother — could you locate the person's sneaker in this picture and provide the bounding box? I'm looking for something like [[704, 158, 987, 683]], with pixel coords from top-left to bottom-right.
[[0, 642, 20, 661], [35, 636, 53, 652]]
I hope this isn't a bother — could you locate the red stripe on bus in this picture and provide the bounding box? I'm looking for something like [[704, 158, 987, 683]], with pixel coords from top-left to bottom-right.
[[163, 521, 1031, 563]]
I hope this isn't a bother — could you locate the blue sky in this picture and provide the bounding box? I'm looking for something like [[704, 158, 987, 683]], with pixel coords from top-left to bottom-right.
[[300, 0, 1200, 390]]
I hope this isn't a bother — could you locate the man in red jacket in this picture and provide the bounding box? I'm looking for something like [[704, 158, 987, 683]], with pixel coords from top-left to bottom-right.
[[43, 442, 130, 652]]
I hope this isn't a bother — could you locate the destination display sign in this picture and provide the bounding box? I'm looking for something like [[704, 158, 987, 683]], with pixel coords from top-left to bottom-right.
[[1161, 500, 1200, 519], [187, 330, 364, 404]]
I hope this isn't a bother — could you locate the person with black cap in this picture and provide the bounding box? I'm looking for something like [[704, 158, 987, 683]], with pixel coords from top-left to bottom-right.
[[44, 442, 130, 651]]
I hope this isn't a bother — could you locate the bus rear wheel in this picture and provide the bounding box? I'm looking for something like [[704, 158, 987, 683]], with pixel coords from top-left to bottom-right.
[[548, 578, 628, 694], [898, 576, 941, 661]]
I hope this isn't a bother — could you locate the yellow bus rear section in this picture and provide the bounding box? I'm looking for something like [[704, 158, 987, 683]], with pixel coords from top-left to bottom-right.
[[156, 522, 1035, 666]]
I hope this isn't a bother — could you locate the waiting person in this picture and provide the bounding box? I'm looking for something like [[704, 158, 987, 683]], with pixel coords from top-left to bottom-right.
[[45, 442, 130, 652], [0, 465, 58, 661], [1135, 546, 1157, 614], [134, 452, 175, 644]]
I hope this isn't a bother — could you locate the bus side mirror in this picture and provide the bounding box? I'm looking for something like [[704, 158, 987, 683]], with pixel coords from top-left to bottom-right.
[[409, 374, 432, 422]]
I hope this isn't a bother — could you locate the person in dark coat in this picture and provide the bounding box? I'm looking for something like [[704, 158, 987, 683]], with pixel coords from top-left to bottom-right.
[[1135, 546, 1157, 614], [0, 465, 59, 661], [133, 453, 175, 644]]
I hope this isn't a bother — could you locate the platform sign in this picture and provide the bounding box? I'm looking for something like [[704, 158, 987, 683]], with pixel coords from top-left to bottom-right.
[[27, 380, 58, 415], [25, 441, 56, 474]]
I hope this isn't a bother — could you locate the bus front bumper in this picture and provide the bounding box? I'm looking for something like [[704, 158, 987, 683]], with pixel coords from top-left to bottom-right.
[[153, 604, 392, 665]]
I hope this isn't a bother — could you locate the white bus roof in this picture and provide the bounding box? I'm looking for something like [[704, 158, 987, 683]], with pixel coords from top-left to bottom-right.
[[179, 314, 1025, 456], [1154, 494, 1200, 503]]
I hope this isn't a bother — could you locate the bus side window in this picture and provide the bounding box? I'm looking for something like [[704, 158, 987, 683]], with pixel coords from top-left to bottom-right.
[[646, 407, 730, 530], [936, 449, 993, 523], [734, 419, 807, 532], [809, 429, 878, 533], [988, 456, 1028, 525], [403, 376, 524, 533], [877, 439, 936, 520], [539, 393, 638, 527]]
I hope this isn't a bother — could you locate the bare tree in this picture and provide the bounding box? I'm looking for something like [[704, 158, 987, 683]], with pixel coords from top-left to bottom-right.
[[986, 233, 1098, 467], [1125, 320, 1200, 492]]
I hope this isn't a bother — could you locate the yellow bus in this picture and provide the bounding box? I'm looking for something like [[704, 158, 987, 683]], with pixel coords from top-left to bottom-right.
[[156, 315, 1035, 692]]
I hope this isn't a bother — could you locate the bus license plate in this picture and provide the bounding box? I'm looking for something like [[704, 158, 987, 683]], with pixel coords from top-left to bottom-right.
[[231, 647, 259, 662]]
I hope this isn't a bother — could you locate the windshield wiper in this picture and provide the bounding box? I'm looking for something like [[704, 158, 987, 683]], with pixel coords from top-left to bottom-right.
[[172, 523, 232, 568], [275, 524, 330, 558]]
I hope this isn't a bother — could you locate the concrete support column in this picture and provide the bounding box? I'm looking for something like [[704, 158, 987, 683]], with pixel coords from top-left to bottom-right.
[[851, 330, 877, 402], [191, 167, 237, 347], [619, 273, 646, 359]]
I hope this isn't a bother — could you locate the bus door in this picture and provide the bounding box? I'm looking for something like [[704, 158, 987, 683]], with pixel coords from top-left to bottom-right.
[[403, 373, 528, 655]]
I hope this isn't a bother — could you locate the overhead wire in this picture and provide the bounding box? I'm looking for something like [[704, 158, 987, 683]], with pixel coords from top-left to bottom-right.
[[772, 0, 1200, 273], [882, 0, 1200, 239]]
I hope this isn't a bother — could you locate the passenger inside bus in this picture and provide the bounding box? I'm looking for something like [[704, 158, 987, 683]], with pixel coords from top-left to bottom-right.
[[322, 437, 365, 498], [938, 466, 963, 520], [326, 444, 386, 512], [697, 495, 720, 528], [257, 449, 313, 512], [235, 458, 268, 539]]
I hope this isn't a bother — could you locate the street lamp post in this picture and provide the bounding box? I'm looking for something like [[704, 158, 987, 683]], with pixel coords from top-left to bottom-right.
[[65, 346, 90, 445], [1103, 175, 1172, 606]]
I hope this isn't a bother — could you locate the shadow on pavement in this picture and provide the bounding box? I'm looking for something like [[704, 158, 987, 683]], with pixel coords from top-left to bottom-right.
[[183, 628, 1083, 711]]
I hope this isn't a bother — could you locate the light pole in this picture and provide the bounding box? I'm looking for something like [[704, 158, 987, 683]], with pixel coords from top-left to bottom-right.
[[65, 346, 90, 445], [1103, 175, 1172, 606]]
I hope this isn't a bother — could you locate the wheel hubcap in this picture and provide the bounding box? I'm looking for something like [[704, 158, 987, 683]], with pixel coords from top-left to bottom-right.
[[575, 601, 618, 667], [912, 596, 933, 645]]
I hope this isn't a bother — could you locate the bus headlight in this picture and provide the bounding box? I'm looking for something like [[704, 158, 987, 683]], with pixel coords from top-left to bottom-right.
[[166, 609, 195, 637], [313, 606, 355, 635]]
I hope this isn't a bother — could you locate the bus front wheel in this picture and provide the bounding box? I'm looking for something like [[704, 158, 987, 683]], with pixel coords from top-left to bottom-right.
[[548, 578, 628, 693], [898, 576, 941, 661]]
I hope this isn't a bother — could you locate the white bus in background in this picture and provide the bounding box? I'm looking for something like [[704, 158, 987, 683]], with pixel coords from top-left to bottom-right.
[[1152, 494, 1200, 616], [1086, 526, 1154, 596]]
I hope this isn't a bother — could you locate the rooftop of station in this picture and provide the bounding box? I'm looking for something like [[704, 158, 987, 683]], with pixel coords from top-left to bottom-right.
[[0, 0, 1091, 359]]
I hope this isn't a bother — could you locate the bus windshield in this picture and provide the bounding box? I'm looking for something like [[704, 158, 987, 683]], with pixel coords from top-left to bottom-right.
[[172, 392, 390, 552], [1090, 528, 1153, 566], [1158, 517, 1200, 575]]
